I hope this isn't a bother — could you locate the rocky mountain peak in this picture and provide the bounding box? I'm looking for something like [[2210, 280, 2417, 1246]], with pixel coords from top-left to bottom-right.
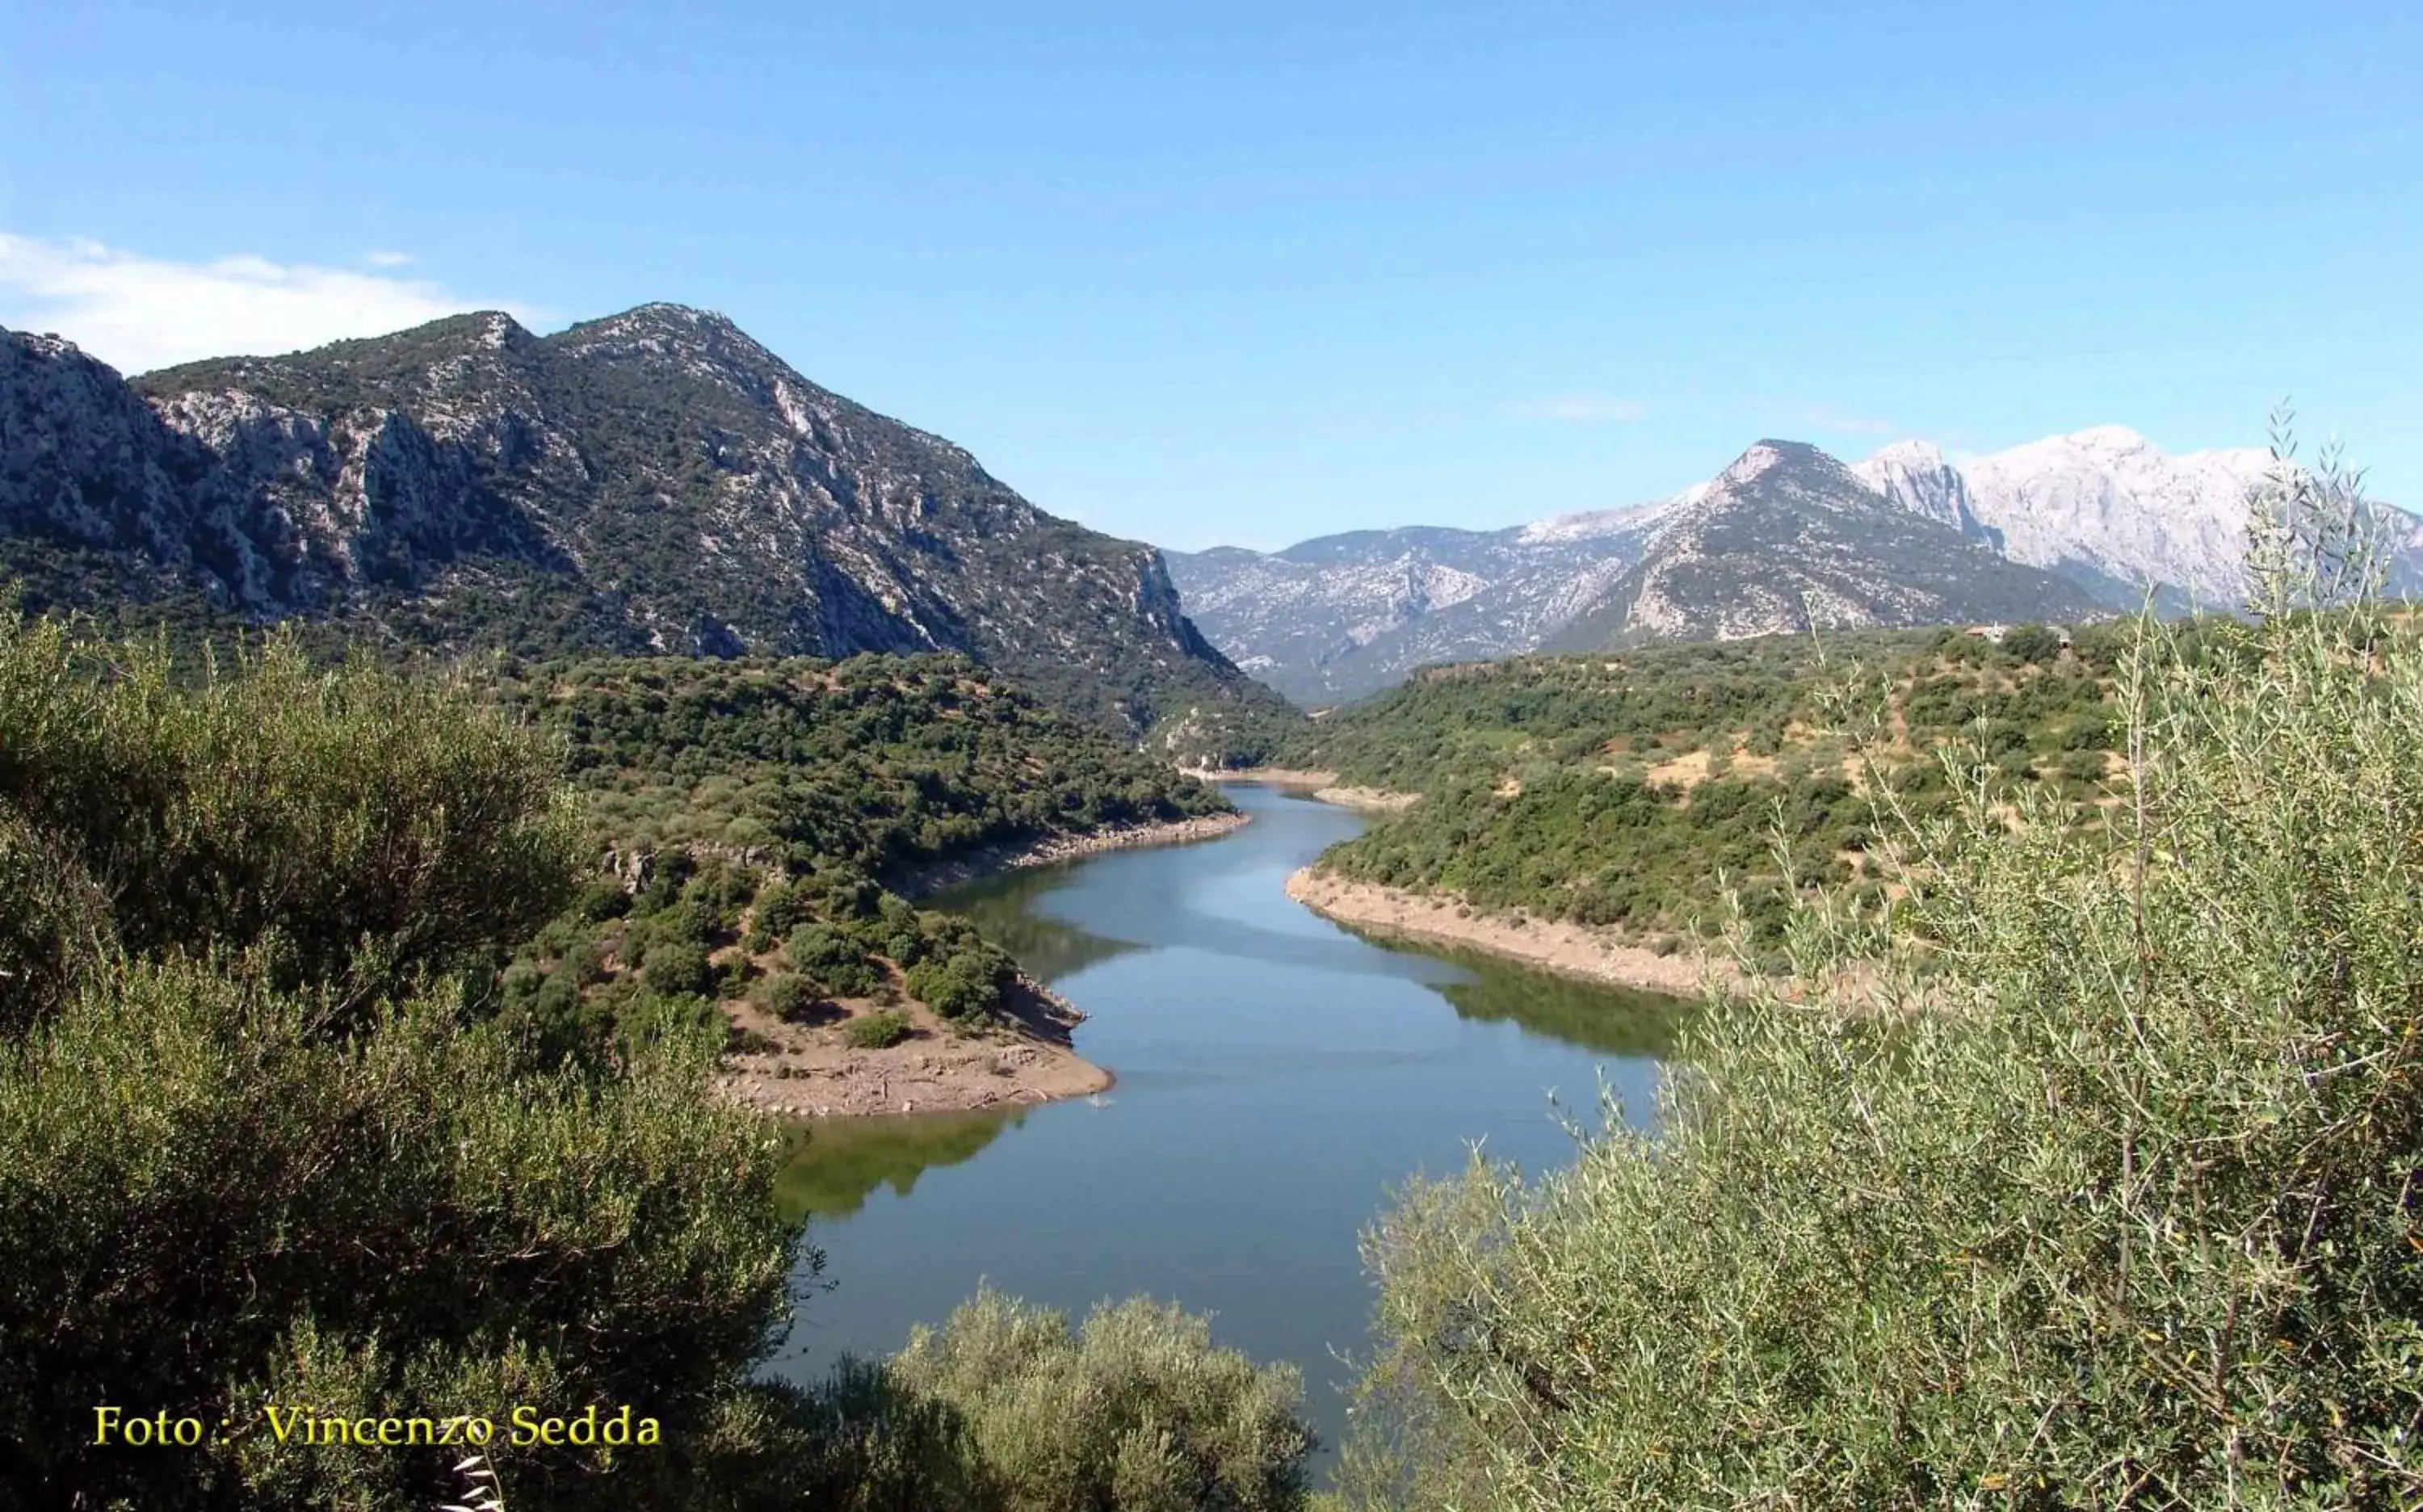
[[1867, 438, 1947, 468], [1854, 438, 1982, 536], [2067, 423, 2153, 455], [1715, 440, 1796, 488], [1, 309, 1290, 755]]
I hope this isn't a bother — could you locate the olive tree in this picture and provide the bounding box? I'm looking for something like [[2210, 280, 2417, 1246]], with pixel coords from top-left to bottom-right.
[[1337, 426, 2423, 1510]]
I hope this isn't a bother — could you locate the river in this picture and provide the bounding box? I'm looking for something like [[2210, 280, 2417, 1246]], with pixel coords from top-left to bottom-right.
[[766, 781, 1688, 1465]]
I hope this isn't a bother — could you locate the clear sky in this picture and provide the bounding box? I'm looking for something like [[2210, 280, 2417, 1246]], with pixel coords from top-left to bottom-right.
[[3, 0, 2417, 549]]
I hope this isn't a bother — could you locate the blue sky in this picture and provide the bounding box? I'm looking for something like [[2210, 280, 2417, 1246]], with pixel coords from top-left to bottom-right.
[[4, 0, 2417, 549]]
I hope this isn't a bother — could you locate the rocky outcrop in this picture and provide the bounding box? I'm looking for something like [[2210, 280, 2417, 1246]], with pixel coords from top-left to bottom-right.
[[1546, 441, 2102, 646], [0, 307, 1293, 754]]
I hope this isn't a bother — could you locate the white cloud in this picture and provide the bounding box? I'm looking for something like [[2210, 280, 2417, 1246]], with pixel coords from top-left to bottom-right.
[[1513, 393, 1650, 423], [1794, 405, 1897, 437], [0, 233, 534, 375], [363, 249, 416, 267]]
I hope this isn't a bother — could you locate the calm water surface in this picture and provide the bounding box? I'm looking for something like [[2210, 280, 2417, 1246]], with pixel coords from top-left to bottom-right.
[[767, 783, 1687, 1460]]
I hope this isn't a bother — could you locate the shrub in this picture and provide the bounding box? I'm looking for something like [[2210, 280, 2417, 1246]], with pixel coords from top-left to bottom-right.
[[787, 923, 883, 997], [2001, 620, 2062, 665], [0, 620, 796, 1510], [642, 939, 716, 998], [800, 1287, 1315, 1511], [744, 879, 814, 951], [1336, 433, 2423, 1510], [0, 624, 581, 1028], [842, 1009, 914, 1050], [727, 1023, 781, 1056], [903, 954, 1002, 1024], [755, 972, 826, 1023]]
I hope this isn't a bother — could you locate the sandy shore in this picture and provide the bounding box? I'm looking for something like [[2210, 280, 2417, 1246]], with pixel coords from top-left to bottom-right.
[[888, 810, 1252, 899], [717, 972, 1113, 1119], [1284, 867, 1738, 998]]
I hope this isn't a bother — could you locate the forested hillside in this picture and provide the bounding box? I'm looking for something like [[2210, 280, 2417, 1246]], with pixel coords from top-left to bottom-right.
[[1280, 620, 2142, 960], [0, 607, 1314, 1510], [476, 651, 1237, 1067]]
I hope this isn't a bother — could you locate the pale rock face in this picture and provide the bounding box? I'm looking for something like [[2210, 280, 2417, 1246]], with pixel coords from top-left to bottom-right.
[[1544, 439, 2102, 646], [0, 309, 1282, 746], [1946, 426, 2280, 607], [1852, 439, 1980, 535]]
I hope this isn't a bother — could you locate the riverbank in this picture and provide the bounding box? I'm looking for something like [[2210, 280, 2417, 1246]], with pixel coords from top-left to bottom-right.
[[718, 972, 1113, 1119], [888, 811, 1253, 899], [1189, 766, 1421, 815], [728, 812, 1250, 1118], [1284, 867, 1739, 998]]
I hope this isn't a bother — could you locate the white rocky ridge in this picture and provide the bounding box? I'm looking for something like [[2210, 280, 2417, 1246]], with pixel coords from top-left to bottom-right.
[[1173, 423, 2420, 703], [1858, 426, 2284, 608]]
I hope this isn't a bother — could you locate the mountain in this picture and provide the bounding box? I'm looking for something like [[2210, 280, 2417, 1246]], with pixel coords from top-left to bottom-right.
[[1163, 509, 1664, 705], [1862, 428, 2282, 610], [0, 306, 1294, 758], [1543, 441, 2101, 647], [1172, 426, 2423, 703]]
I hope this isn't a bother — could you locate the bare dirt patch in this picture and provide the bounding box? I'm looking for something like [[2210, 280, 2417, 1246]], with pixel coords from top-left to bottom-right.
[[1189, 768, 1422, 813], [1284, 867, 1739, 998], [716, 973, 1111, 1119]]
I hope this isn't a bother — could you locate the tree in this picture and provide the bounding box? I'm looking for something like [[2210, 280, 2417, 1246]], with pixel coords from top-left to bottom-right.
[[0, 622, 799, 1510], [1337, 431, 2423, 1509], [2001, 620, 2062, 665]]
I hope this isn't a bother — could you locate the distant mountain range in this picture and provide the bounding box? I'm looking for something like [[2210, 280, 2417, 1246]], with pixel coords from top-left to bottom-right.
[[1166, 426, 2422, 704], [0, 306, 1292, 758]]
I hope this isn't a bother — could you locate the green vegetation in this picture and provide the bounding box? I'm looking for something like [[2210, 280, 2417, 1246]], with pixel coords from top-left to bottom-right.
[[800, 1288, 1316, 1512], [0, 609, 1316, 1509], [489, 651, 1233, 870], [0, 622, 793, 1509], [1333, 448, 2423, 1507], [842, 1007, 917, 1049], [479, 651, 1231, 1055], [1278, 620, 2152, 961]]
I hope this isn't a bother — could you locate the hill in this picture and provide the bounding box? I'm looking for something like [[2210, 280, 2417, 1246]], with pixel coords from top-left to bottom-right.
[[474, 649, 1239, 1111], [1277, 619, 2144, 965], [0, 308, 1296, 762]]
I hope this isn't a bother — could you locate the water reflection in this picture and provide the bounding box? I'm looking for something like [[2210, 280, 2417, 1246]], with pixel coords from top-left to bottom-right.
[[1396, 939, 1699, 1058], [938, 863, 1144, 981], [773, 1108, 1026, 1222], [771, 784, 1687, 1475]]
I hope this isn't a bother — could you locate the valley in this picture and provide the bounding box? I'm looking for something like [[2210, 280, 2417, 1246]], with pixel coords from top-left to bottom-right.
[[5, 302, 2417, 1512]]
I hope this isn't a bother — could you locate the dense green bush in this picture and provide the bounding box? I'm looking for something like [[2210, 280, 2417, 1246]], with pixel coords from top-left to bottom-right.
[[0, 621, 798, 1511], [1335, 444, 2423, 1508], [842, 1008, 916, 1050], [0, 624, 580, 1030], [905, 954, 1006, 1023], [787, 922, 884, 998], [643, 938, 717, 997], [755, 971, 826, 1023], [800, 1287, 1316, 1512]]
